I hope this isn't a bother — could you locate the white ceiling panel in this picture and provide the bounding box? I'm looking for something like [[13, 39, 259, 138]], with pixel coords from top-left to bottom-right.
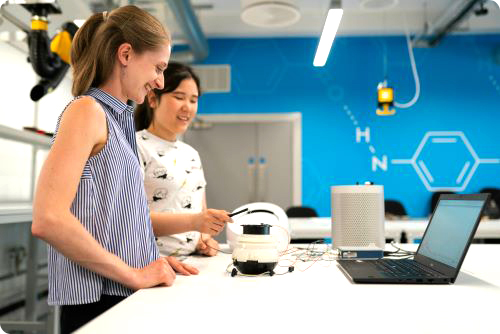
[[1, 0, 499, 45]]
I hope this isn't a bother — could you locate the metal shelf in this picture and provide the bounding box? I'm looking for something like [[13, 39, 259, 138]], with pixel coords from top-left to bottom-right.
[[0, 203, 33, 225], [0, 124, 51, 148], [0, 125, 49, 224]]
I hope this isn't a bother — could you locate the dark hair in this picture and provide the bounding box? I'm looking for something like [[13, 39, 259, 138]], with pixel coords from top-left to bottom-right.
[[134, 61, 201, 131], [71, 5, 170, 96]]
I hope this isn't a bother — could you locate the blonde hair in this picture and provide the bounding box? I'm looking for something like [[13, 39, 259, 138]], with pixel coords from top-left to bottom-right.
[[71, 5, 171, 96]]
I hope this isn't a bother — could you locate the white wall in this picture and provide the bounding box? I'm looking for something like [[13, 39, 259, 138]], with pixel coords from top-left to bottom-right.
[[0, 40, 64, 313], [0, 42, 37, 130], [36, 65, 74, 133], [0, 41, 72, 202], [0, 41, 74, 132]]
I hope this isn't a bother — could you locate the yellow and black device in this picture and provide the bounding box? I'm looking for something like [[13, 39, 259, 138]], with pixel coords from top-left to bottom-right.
[[16, 0, 78, 101], [376, 82, 396, 116]]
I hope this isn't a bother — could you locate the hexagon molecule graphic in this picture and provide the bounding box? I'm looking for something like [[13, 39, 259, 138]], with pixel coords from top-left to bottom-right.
[[391, 131, 499, 192]]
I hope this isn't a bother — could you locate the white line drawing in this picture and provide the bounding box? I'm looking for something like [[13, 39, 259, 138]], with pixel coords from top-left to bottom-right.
[[344, 105, 499, 192], [418, 160, 434, 183], [390, 131, 499, 191], [432, 137, 457, 144], [456, 161, 470, 184]]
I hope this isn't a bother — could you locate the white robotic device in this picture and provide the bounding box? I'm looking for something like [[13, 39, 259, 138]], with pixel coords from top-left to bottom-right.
[[226, 202, 290, 276]]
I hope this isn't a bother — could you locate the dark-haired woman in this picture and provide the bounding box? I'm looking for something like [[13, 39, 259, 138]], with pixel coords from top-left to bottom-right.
[[135, 62, 223, 258]]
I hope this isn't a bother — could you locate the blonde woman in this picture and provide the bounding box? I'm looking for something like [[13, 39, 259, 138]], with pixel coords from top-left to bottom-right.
[[31, 6, 230, 333]]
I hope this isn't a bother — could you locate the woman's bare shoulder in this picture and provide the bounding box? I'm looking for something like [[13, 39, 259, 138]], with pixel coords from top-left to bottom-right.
[[66, 96, 104, 115], [57, 96, 107, 142]]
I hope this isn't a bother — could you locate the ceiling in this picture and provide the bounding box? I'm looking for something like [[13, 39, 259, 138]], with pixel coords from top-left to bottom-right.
[[1, 0, 499, 50], [177, 0, 500, 38]]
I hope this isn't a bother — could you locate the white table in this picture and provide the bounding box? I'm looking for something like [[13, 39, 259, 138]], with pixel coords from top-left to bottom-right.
[[289, 217, 500, 242], [76, 244, 500, 334]]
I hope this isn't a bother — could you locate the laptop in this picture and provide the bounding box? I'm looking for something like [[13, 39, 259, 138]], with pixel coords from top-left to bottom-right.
[[337, 193, 490, 284]]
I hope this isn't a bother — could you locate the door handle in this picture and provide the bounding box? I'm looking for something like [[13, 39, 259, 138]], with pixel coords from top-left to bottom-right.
[[247, 157, 256, 202], [257, 157, 267, 201]]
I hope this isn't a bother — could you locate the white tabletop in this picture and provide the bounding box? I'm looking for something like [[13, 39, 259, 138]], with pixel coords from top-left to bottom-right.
[[76, 244, 500, 334]]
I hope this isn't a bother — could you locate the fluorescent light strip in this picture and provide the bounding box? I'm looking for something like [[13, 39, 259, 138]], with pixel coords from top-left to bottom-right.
[[313, 8, 343, 67]]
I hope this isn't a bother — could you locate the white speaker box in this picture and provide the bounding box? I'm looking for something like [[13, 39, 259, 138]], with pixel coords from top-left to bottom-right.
[[331, 185, 385, 250]]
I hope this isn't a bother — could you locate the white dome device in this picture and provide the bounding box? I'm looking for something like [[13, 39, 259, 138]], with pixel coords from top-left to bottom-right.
[[226, 202, 290, 277], [232, 223, 279, 276]]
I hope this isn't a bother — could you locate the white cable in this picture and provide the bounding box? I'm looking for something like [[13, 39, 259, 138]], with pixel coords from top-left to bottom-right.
[[394, 24, 421, 109]]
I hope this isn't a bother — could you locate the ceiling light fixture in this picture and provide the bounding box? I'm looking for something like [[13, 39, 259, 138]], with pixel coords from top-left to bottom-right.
[[359, 0, 398, 11], [313, 0, 343, 67], [241, 1, 301, 28]]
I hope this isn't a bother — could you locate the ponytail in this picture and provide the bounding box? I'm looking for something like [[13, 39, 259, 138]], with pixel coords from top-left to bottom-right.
[[70, 13, 103, 96]]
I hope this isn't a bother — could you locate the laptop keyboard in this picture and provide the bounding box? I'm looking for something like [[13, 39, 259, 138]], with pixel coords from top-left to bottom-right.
[[373, 259, 442, 278]]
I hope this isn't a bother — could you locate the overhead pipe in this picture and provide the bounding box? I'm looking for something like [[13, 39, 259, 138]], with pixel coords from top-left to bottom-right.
[[167, 0, 209, 62], [412, 0, 482, 47], [426, 0, 482, 47]]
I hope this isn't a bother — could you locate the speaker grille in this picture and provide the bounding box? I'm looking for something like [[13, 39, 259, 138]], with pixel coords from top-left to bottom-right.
[[331, 188, 385, 249]]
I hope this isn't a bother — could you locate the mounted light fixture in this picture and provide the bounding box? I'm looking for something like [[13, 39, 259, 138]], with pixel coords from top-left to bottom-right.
[[241, 1, 301, 28], [313, 0, 343, 67], [376, 80, 395, 116], [376, 25, 420, 116], [492, 0, 500, 8]]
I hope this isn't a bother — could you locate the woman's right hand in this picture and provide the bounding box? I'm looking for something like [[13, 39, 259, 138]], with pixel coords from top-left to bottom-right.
[[129, 257, 176, 290], [194, 209, 232, 235]]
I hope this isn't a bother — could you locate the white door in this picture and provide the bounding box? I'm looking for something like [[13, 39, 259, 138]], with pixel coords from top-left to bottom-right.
[[184, 122, 257, 211], [256, 122, 294, 209]]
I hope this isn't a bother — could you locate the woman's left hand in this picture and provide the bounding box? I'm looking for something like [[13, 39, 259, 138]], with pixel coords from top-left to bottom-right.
[[196, 233, 219, 257], [166, 256, 199, 276]]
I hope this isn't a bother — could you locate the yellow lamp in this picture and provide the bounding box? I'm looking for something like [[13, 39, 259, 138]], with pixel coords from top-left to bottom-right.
[[378, 87, 393, 103], [376, 84, 396, 116]]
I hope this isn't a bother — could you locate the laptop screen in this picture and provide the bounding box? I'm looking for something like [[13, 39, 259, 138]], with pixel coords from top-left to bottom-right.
[[417, 199, 484, 268]]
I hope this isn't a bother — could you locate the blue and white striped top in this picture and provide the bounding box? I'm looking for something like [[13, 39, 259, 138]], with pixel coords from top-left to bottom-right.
[[47, 88, 159, 305]]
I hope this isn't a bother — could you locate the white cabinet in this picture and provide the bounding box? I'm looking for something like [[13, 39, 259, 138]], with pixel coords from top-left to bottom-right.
[[183, 113, 302, 214]]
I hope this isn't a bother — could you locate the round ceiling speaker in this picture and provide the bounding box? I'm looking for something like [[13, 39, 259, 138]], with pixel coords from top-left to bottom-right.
[[241, 1, 301, 28], [360, 0, 399, 11]]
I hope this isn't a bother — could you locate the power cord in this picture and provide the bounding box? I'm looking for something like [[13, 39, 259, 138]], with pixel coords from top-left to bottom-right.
[[383, 241, 415, 258], [393, 17, 421, 109], [226, 262, 294, 277]]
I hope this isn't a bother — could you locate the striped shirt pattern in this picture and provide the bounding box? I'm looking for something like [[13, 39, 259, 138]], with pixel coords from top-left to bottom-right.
[[47, 88, 159, 305]]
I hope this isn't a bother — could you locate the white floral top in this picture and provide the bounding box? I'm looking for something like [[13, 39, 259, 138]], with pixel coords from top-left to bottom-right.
[[136, 129, 207, 256]]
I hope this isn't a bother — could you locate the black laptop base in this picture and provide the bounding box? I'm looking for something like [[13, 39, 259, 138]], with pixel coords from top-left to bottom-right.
[[337, 259, 451, 284]]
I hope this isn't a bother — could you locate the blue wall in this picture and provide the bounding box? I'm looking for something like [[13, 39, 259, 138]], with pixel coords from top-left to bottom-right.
[[195, 35, 500, 217]]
